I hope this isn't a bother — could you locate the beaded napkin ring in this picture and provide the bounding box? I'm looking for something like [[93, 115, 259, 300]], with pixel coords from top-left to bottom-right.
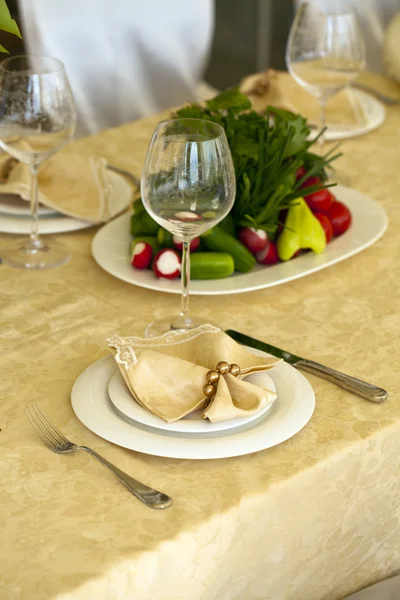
[[203, 361, 241, 398]]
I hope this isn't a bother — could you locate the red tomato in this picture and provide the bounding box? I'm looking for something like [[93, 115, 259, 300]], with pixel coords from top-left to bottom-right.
[[296, 166, 307, 180], [256, 241, 279, 265], [314, 212, 333, 243], [328, 201, 352, 236], [299, 175, 321, 189], [304, 188, 333, 213]]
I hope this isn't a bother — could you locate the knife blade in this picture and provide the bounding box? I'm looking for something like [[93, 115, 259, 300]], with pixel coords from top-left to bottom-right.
[[225, 329, 388, 404]]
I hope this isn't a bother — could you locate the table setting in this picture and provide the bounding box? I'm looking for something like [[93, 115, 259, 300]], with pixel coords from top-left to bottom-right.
[[1, 2, 400, 599]]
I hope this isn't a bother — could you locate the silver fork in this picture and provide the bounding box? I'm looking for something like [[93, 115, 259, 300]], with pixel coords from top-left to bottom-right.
[[25, 404, 172, 509]]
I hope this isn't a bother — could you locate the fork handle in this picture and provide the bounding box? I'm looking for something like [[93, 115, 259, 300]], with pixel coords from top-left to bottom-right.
[[297, 359, 388, 403], [78, 446, 172, 509]]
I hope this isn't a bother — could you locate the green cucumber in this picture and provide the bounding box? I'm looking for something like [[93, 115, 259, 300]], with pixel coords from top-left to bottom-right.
[[131, 237, 159, 255], [130, 211, 159, 237], [219, 213, 236, 237], [190, 252, 234, 279], [157, 227, 174, 248], [201, 226, 256, 273]]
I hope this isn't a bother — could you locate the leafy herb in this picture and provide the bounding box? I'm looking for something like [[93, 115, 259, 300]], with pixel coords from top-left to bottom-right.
[[174, 86, 340, 232]]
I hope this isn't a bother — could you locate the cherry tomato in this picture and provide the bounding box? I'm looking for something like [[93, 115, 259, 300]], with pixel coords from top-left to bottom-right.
[[299, 175, 321, 189], [304, 188, 333, 213], [296, 166, 307, 180], [314, 212, 333, 243], [328, 201, 352, 236]]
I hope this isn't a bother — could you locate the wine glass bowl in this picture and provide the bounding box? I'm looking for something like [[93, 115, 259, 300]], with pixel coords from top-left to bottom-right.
[[141, 118, 236, 337], [142, 119, 235, 238], [286, 2, 365, 150], [0, 55, 76, 269]]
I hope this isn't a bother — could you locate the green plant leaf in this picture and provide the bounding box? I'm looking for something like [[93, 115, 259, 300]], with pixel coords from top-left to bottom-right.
[[0, 43, 9, 53], [0, 0, 21, 38], [206, 86, 251, 113]]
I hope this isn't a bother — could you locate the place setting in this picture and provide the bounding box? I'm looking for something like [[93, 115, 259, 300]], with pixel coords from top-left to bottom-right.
[[0, 55, 137, 268]]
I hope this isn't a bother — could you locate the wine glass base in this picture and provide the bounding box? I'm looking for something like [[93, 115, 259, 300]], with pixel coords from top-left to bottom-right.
[[1, 237, 70, 270], [145, 315, 215, 339]]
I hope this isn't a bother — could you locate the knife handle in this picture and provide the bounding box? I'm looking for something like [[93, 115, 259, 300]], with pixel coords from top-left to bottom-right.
[[297, 359, 388, 403]]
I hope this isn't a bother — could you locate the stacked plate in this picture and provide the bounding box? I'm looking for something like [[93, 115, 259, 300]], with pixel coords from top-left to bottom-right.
[[0, 194, 93, 234], [71, 349, 315, 460]]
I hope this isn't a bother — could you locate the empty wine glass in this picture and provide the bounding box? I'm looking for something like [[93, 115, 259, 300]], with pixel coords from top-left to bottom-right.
[[141, 118, 236, 338], [0, 55, 76, 269], [286, 1, 365, 153]]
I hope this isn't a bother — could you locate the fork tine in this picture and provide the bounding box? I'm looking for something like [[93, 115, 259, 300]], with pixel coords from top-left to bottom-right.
[[25, 406, 55, 450], [34, 404, 69, 445], [30, 404, 65, 447]]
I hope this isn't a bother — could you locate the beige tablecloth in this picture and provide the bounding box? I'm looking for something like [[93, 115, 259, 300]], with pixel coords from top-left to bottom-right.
[[1, 74, 400, 600]]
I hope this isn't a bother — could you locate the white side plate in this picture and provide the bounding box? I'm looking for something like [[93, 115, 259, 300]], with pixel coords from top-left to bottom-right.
[[91, 185, 388, 296], [0, 212, 93, 234], [71, 354, 315, 460], [108, 369, 276, 434], [0, 194, 57, 216]]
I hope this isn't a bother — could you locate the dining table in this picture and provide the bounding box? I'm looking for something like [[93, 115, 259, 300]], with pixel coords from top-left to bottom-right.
[[1, 72, 400, 600]]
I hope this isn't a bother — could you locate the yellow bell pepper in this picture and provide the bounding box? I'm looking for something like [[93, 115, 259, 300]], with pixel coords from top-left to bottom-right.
[[277, 197, 326, 261]]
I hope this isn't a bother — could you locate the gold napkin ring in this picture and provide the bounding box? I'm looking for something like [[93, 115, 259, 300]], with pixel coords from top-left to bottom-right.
[[203, 361, 241, 398]]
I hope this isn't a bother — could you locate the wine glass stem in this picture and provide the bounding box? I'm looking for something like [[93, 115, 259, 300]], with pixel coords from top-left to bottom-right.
[[30, 163, 41, 245], [180, 239, 191, 322], [319, 99, 327, 155]]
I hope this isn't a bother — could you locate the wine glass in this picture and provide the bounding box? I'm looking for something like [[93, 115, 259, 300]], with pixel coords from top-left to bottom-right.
[[141, 118, 236, 338], [286, 1, 365, 153], [0, 55, 76, 269]]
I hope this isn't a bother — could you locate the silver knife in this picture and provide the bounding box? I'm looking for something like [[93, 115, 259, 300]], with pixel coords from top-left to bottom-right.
[[107, 164, 140, 189], [225, 330, 388, 404]]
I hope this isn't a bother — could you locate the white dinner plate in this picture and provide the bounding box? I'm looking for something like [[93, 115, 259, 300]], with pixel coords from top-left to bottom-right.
[[0, 194, 58, 217], [71, 353, 315, 460], [108, 369, 276, 434], [0, 212, 94, 234], [323, 89, 386, 141], [91, 185, 388, 296]]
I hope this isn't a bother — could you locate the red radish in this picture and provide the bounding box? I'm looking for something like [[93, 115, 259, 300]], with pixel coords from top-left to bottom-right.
[[314, 212, 333, 243], [152, 249, 181, 279], [300, 175, 321, 189], [131, 242, 153, 269], [328, 201, 352, 236], [256, 241, 279, 265], [238, 227, 268, 255], [173, 235, 200, 252], [304, 188, 333, 213], [296, 165, 307, 180]]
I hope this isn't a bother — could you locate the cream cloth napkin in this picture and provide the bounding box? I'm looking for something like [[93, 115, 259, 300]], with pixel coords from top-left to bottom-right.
[[107, 325, 280, 424], [240, 70, 367, 127], [0, 150, 135, 223]]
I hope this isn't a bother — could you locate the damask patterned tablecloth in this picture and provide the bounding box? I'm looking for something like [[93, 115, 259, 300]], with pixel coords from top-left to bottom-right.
[[1, 75, 400, 600]]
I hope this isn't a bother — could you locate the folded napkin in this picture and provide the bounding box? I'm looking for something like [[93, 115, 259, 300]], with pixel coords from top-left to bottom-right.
[[0, 150, 136, 223], [240, 70, 366, 127], [107, 325, 280, 424]]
